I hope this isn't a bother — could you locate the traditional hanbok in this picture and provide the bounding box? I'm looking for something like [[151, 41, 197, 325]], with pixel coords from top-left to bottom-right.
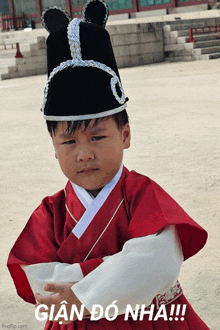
[[7, 2, 210, 329], [7, 165, 209, 330]]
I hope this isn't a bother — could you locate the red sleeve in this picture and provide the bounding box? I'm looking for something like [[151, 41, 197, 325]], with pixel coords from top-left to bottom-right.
[[7, 196, 104, 304], [7, 197, 61, 304], [124, 171, 208, 261]]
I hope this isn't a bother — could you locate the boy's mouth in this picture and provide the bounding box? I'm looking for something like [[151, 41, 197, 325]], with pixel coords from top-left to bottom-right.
[[78, 168, 99, 173]]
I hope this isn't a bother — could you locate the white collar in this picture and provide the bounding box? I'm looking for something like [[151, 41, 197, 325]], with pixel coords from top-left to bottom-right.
[[71, 164, 123, 238], [71, 182, 94, 210]]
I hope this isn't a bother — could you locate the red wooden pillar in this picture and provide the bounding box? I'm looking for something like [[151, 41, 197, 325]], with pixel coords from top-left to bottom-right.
[[36, 0, 43, 23], [8, 0, 16, 29], [133, 0, 139, 12], [66, 0, 72, 18]]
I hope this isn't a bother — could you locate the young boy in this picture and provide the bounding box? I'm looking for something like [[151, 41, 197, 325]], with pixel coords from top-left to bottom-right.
[[8, 2, 210, 329]]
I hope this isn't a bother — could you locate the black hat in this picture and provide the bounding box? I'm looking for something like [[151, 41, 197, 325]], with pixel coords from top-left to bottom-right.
[[41, 1, 128, 121]]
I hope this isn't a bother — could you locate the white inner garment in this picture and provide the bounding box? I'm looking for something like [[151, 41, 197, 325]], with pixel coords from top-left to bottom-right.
[[71, 182, 94, 209], [71, 163, 123, 238]]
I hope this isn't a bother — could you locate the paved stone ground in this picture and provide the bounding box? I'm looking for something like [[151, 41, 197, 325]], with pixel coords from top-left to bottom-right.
[[1, 59, 219, 329]]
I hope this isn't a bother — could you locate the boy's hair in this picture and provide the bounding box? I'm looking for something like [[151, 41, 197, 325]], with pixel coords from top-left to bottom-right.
[[46, 110, 129, 136]]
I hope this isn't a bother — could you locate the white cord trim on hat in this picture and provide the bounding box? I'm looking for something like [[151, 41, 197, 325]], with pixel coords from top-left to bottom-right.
[[41, 6, 71, 34], [67, 19, 124, 103], [82, 0, 109, 28], [42, 58, 126, 114], [68, 18, 82, 60], [43, 103, 127, 121], [111, 77, 125, 104]]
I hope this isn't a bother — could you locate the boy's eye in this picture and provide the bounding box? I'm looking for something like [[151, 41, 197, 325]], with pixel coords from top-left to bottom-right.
[[64, 140, 76, 145], [91, 136, 106, 141]]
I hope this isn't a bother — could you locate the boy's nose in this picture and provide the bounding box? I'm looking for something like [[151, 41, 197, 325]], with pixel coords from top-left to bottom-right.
[[77, 148, 95, 162]]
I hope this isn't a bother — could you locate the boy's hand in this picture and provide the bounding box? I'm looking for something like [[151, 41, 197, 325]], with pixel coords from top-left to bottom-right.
[[35, 283, 90, 324]]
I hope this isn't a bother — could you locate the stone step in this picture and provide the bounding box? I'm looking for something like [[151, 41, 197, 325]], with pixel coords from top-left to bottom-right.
[[0, 53, 47, 69], [0, 29, 48, 44], [165, 55, 194, 62], [0, 43, 31, 57], [163, 22, 205, 32], [193, 45, 220, 55], [0, 28, 46, 37], [166, 49, 193, 57], [30, 41, 46, 51], [29, 48, 46, 57], [165, 18, 213, 25], [164, 37, 179, 45], [209, 52, 220, 59], [0, 66, 9, 74], [0, 65, 17, 74], [168, 39, 220, 51], [0, 46, 46, 62], [0, 36, 38, 46], [15, 55, 46, 67], [164, 44, 185, 52], [177, 33, 219, 44], [0, 37, 46, 48], [0, 29, 47, 80], [193, 33, 220, 42], [193, 52, 220, 60], [0, 44, 16, 50], [169, 30, 189, 38], [166, 29, 220, 42], [0, 59, 47, 80], [193, 39, 220, 48], [164, 18, 213, 26], [0, 58, 16, 66], [0, 65, 47, 80]]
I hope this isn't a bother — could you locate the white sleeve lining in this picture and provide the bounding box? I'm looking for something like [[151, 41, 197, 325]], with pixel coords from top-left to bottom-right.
[[21, 225, 183, 308], [21, 262, 84, 296], [72, 225, 183, 315]]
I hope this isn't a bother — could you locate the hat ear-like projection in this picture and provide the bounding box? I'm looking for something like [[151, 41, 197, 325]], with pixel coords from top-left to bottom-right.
[[41, 6, 71, 33], [82, 0, 109, 28]]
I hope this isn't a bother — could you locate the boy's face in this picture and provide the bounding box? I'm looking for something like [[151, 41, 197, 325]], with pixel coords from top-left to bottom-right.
[[52, 117, 130, 196]]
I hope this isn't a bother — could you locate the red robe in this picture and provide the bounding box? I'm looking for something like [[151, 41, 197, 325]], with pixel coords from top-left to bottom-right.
[[7, 167, 209, 330]]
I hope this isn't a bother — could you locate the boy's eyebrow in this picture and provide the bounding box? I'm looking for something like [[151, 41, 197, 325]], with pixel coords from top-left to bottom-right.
[[59, 131, 74, 138], [59, 127, 107, 138], [88, 127, 107, 134]]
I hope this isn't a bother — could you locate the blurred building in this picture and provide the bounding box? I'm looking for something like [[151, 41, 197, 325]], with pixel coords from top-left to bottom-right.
[[0, 0, 210, 29]]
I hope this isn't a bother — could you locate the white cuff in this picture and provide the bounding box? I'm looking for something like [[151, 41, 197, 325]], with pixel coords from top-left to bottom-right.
[[21, 262, 84, 296]]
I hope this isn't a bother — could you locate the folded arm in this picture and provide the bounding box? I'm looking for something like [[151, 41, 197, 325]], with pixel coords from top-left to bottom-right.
[[21, 256, 106, 296], [72, 225, 183, 315], [23, 225, 183, 316]]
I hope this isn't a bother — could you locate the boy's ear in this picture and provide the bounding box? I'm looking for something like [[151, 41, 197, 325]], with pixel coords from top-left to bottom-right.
[[55, 153, 58, 159], [123, 123, 131, 149]]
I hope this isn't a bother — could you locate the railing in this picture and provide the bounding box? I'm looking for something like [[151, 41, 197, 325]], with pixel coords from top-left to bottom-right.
[[189, 26, 220, 43], [1, 13, 26, 32]]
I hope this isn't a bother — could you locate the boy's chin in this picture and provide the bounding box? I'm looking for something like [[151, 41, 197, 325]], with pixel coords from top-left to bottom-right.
[[69, 181, 103, 197], [73, 177, 112, 191]]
